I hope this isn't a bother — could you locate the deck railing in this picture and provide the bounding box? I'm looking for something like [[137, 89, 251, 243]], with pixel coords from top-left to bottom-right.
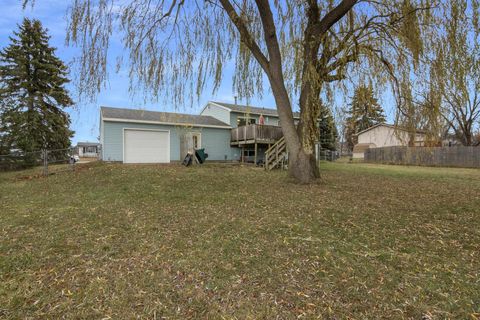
[[231, 124, 283, 144]]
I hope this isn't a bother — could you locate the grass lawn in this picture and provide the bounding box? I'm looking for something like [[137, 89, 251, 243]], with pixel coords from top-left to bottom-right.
[[1, 162, 479, 319]]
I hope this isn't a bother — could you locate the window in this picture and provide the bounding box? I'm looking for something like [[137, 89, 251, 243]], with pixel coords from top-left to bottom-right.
[[192, 133, 201, 149], [243, 150, 255, 157], [269, 118, 280, 126], [237, 117, 256, 127], [83, 146, 97, 153], [193, 135, 199, 149]]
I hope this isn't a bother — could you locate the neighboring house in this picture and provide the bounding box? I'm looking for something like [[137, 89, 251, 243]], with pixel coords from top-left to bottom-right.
[[99, 101, 298, 164], [76, 142, 101, 158], [352, 123, 426, 159]]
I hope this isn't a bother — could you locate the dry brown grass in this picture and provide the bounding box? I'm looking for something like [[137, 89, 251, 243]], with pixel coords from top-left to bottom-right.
[[1, 162, 479, 319]]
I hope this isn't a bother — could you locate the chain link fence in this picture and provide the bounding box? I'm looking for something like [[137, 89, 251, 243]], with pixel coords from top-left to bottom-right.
[[0, 147, 79, 176], [317, 134, 342, 162], [318, 148, 340, 161]]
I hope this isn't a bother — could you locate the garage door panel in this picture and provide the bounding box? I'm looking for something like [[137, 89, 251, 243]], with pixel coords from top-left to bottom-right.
[[124, 129, 170, 163]]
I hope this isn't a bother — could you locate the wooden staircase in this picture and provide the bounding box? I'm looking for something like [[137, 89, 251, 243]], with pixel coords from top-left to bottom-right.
[[264, 137, 288, 170]]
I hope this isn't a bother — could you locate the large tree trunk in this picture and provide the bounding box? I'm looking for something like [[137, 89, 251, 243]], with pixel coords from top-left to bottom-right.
[[463, 120, 473, 146], [295, 87, 321, 182], [289, 148, 319, 183], [250, 0, 320, 183], [455, 120, 473, 146], [269, 74, 319, 183], [463, 131, 473, 146], [223, 0, 356, 183]]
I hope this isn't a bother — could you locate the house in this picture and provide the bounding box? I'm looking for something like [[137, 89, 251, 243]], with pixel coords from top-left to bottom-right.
[[352, 123, 426, 159], [99, 101, 297, 164], [203, 102, 300, 163], [76, 141, 101, 158]]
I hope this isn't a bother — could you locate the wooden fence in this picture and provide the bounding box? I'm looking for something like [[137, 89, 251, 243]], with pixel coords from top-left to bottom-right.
[[364, 146, 480, 168]]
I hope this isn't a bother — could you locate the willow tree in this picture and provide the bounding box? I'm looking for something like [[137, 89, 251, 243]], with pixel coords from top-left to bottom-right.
[[429, 1, 480, 146], [30, 0, 434, 182], [391, 1, 480, 147]]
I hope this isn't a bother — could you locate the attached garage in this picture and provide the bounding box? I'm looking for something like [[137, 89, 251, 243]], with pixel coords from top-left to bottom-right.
[[124, 129, 170, 163], [100, 106, 236, 162]]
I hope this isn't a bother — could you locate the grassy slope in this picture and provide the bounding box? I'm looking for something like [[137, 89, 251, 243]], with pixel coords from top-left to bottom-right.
[[0, 162, 479, 319]]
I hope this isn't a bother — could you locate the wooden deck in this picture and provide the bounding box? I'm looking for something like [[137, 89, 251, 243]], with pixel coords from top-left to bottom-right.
[[230, 124, 283, 145]]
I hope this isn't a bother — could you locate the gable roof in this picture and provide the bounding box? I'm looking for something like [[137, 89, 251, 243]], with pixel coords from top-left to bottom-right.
[[77, 141, 100, 147], [210, 101, 301, 118], [101, 106, 231, 128], [353, 143, 376, 153], [355, 123, 426, 136]]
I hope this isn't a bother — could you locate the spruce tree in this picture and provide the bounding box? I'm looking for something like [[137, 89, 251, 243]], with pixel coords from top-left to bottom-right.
[[0, 18, 73, 154], [319, 106, 338, 151], [345, 84, 386, 150]]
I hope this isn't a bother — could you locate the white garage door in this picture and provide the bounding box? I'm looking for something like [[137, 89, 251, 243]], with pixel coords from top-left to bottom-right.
[[124, 129, 170, 163]]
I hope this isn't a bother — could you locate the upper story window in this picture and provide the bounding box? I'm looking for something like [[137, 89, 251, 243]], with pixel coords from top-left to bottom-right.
[[237, 117, 256, 126]]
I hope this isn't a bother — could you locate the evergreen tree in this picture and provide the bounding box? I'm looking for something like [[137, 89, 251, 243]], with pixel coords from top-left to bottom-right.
[[345, 84, 386, 150], [319, 106, 338, 151], [0, 18, 73, 154]]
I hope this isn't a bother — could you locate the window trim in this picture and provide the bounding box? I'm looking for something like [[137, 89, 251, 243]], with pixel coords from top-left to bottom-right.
[[191, 132, 202, 149], [237, 116, 256, 127]]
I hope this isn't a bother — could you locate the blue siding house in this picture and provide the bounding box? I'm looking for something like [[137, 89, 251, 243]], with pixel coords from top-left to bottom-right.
[[100, 102, 298, 163]]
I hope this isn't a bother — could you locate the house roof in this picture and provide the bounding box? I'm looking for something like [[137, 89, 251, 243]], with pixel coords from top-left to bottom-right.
[[352, 143, 376, 153], [210, 101, 301, 118], [355, 123, 426, 136], [77, 141, 100, 147], [101, 106, 231, 128]]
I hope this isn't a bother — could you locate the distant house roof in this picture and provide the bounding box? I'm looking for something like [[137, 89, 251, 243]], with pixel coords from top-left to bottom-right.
[[210, 101, 301, 118], [101, 106, 231, 128], [352, 143, 376, 153], [77, 141, 100, 147], [355, 123, 426, 136]]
